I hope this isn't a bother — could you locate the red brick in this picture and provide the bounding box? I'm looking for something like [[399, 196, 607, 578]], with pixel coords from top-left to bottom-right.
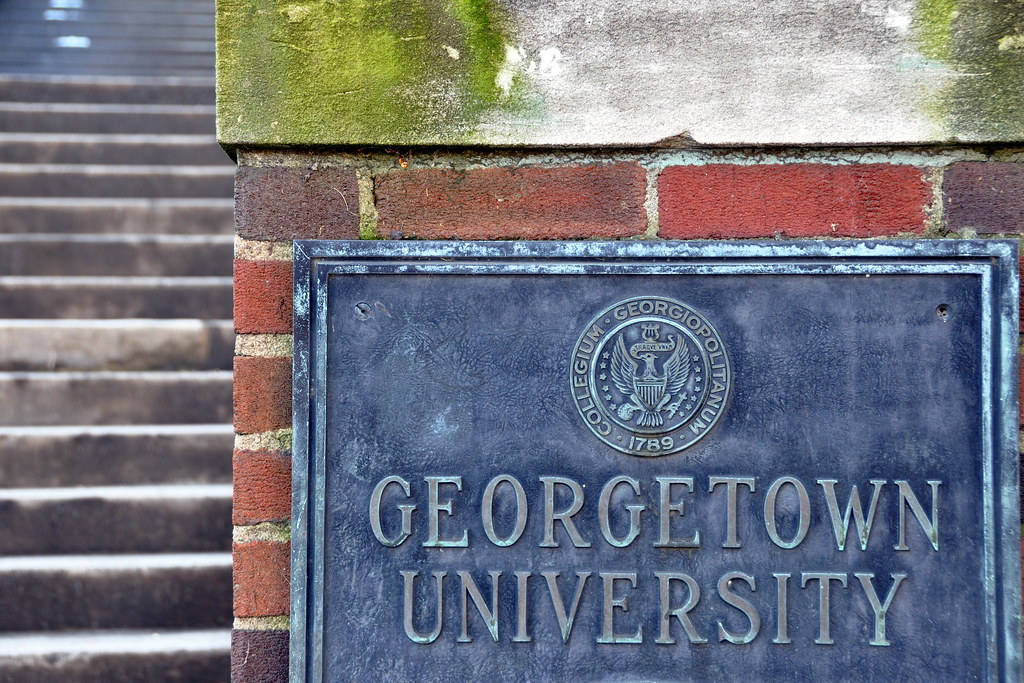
[[658, 164, 930, 238], [232, 630, 288, 683], [233, 541, 290, 617], [233, 449, 291, 525], [234, 356, 291, 434], [375, 163, 647, 239], [943, 162, 1024, 234], [234, 259, 292, 334], [235, 166, 360, 241]]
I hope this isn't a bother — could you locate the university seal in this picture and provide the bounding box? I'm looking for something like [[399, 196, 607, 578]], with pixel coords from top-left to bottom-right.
[[570, 296, 731, 456]]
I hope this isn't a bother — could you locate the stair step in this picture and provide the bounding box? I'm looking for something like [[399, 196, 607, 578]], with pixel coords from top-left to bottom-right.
[[0, 276, 232, 318], [0, 553, 231, 630], [0, 234, 234, 276], [0, 74, 214, 105], [0, 133, 229, 165], [0, 319, 233, 371], [0, 163, 233, 198], [0, 371, 232, 426], [0, 35, 214, 55], [1, 8, 216, 27], [0, 629, 229, 683], [0, 425, 233, 487], [0, 485, 231, 555], [0, 198, 233, 234], [0, 103, 215, 134]]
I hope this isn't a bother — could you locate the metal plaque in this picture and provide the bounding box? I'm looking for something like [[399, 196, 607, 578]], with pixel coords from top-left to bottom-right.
[[291, 241, 1020, 681]]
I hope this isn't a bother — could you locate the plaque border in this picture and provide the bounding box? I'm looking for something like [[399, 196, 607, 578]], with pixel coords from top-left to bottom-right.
[[290, 240, 1020, 682]]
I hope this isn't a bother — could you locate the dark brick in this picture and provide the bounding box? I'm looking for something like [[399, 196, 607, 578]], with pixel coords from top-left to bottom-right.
[[659, 164, 930, 238], [375, 164, 647, 239], [231, 630, 289, 683], [233, 449, 291, 525], [235, 166, 360, 240], [234, 259, 293, 334], [234, 356, 291, 434], [943, 162, 1024, 233]]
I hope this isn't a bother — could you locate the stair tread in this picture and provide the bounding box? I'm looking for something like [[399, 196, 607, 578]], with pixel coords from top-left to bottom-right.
[[0, 552, 231, 572], [0, 133, 217, 144], [0, 275, 232, 285], [0, 163, 230, 174], [0, 234, 232, 244], [0, 629, 230, 656], [0, 483, 232, 500], [0, 102, 214, 114], [0, 423, 233, 436], [0, 196, 231, 207], [0, 369, 233, 379]]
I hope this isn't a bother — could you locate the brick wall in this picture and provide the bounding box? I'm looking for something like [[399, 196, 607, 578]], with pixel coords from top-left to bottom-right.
[[230, 150, 1022, 680]]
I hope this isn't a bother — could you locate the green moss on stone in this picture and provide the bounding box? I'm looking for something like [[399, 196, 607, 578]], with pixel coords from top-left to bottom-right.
[[913, 0, 1024, 140], [914, 0, 957, 61], [217, 0, 528, 146]]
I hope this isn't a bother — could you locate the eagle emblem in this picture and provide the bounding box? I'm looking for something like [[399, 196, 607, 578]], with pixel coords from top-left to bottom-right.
[[570, 296, 731, 456], [610, 324, 691, 427]]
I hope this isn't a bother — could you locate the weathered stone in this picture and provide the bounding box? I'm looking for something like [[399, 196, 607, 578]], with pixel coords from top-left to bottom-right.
[[216, 0, 1024, 147]]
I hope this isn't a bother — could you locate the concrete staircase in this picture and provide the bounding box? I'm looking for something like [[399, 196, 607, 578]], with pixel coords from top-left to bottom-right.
[[0, 71, 235, 681]]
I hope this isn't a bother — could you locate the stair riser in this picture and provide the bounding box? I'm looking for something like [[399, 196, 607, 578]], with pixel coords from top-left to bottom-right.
[[0, 323, 234, 372], [0, 241, 233, 276], [0, 651, 229, 683], [0, 202, 233, 234], [0, 376, 232, 426], [0, 497, 231, 554], [0, 78, 214, 105], [0, 566, 231, 630], [0, 431, 233, 487], [0, 110, 214, 134], [0, 140, 229, 165], [0, 283, 232, 318], [0, 170, 233, 198]]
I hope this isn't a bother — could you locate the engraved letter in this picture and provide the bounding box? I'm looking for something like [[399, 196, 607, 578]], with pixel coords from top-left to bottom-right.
[[540, 476, 591, 548], [513, 571, 532, 643], [717, 571, 760, 644], [424, 476, 469, 548], [894, 480, 941, 551], [817, 479, 885, 551], [855, 572, 907, 646], [801, 572, 848, 645], [401, 570, 445, 644], [597, 572, 643, 644], [598, 475, 644, 548], [655, 477, 700, 548], [708, 476, 756, 548], [370, 476, 415, 547], [772, 573, 792, 644], [763, 476, 810, 549], [457, 571, 501, 643], [481, 474, 528, 547], [654, 572, 707, 644], [542, 571, 591, 643]]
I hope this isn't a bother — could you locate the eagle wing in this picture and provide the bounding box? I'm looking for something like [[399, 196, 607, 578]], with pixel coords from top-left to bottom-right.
[[609, 335, 637, 396], [663, 336, 691, 396]]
